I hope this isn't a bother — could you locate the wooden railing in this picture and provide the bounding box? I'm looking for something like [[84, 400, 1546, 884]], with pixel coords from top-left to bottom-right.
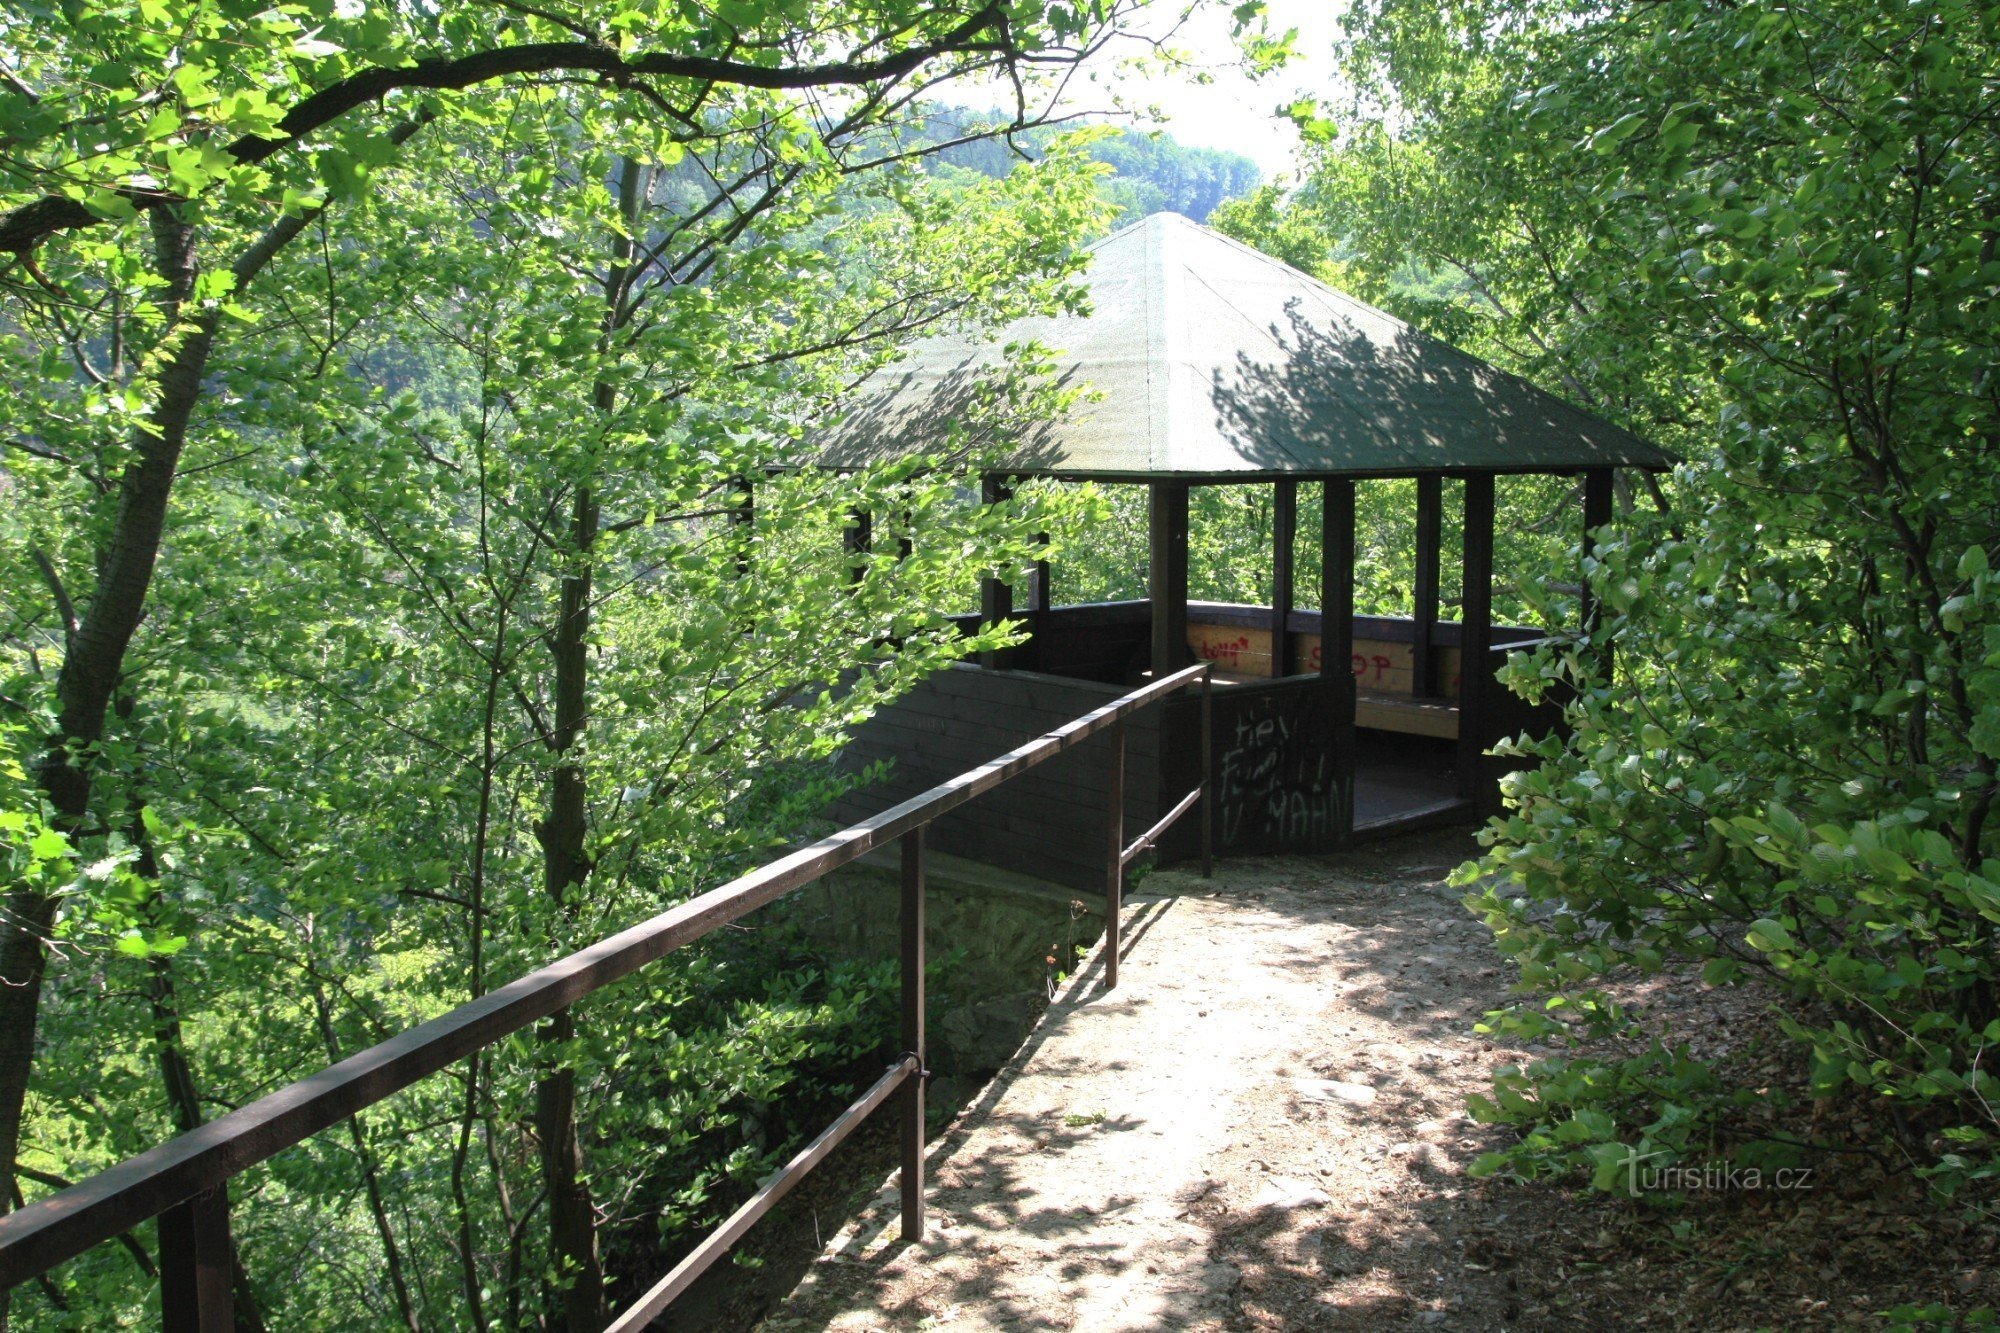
[[0, 663, 1214, 1331]]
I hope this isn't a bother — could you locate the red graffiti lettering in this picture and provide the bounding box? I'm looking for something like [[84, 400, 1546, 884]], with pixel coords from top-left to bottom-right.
[[1197, 635, 1251, 666]]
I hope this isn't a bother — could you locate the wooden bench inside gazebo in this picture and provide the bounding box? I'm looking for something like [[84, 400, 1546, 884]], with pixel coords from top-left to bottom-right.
[[818, 213, 1671, 890]]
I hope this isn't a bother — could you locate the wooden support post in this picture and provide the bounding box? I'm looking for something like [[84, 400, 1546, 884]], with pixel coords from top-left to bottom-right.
[[1270, 479, 1296, 678], [1149, 482, 1190, 677], [1457, 474, 1497, 805], [1027, 527, 1050, 671], [1412, 474, 1442, 697], [1322, 479, 1358, 843], [1025, 480, 1051, 615], [1031, 531, 1051, 614], [899, 828, 926, 1242], [1320, 481, 1357, 682], [843, 508, 872, 587], [159, 1187, 234, 1333], [1579, 467, 1614, 638], [729, 475, 753, 579], [1199, 671, 1214, 878], [883, 495, 913, 652], [1104, 721, 1125, 990], [981, 477, 1015, 670]]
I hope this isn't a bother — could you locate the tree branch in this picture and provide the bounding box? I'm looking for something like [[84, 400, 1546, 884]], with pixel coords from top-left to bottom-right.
[[0, 6, 1008, 255]]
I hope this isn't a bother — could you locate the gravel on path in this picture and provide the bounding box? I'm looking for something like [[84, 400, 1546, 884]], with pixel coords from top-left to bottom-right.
[[762, 831, 1535, 1331]]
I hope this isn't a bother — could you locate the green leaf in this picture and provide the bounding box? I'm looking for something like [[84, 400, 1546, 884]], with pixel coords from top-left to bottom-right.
[[1746, 919, 1794, 953], [1587, 112, 1646, 153], [28, 829, 71, 862]]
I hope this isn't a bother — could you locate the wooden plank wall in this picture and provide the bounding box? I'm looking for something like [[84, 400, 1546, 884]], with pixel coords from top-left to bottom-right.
[[1023, 602, 1151, 683], [1160, 673, 1350, 858], [1181, 619, 1427, 685], [1184, 602, 1543, 696], [829, 665, 1164, 893], [840, 604, 1558, 877], [966, 598, 1543, 697]]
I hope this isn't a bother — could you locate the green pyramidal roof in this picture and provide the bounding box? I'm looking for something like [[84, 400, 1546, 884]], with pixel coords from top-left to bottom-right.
[[818, 211, 1673, 479]]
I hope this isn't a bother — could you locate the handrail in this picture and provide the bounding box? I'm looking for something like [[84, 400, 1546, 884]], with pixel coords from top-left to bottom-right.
[[1121, 785, 1204, 869], [0, 660, 1214, 1329], [1099, 663, 1213, 989]]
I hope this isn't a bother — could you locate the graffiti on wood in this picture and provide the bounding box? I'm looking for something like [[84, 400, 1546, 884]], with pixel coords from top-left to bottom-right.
[[1187, 622, 1272, 675], [1290, 634, 1462, 695], [1208, 682, 1345, 853]]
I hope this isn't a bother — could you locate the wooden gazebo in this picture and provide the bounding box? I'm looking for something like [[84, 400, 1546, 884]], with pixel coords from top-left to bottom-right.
[[818, 213, 1671, 890]]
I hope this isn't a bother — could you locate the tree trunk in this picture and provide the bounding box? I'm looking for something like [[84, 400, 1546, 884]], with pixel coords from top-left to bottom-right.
[[532, 493, 606, 1328], [529, 154, 645, 1333], [0, 205, 220, 1217]]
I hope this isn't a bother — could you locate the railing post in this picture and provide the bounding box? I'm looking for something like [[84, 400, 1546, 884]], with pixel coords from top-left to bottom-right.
[[1581, 466, 1615, 679], [1200, 666, 1214, 878], [158, 1186, 233, 1333], [1105, 720, 1125, 991], [899, 827, 926, 1243]]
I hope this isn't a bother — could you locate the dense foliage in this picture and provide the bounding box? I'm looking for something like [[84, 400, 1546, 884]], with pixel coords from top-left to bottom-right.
[[0, 1, 1148, 1327], [1233, 0, 2000, 1210]]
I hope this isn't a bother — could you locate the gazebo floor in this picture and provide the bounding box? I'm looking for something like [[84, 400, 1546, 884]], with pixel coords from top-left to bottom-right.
[[1352, 750, 1469, 840]]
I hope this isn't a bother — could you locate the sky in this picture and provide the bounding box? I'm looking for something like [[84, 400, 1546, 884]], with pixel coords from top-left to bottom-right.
[[954, 0, 1348, 181]]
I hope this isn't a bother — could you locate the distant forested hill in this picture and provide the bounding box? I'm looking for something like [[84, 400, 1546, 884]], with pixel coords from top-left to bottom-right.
[[907, 107, 1261, 225]]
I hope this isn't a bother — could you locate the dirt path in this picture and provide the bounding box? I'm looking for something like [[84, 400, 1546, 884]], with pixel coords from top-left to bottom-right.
[[760, 830, 1530, 1329], [759, 830, 1996, 1331]]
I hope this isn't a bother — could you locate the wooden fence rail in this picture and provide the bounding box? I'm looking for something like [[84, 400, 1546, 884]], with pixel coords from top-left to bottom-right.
[[0, 663, 1214, 1330]]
